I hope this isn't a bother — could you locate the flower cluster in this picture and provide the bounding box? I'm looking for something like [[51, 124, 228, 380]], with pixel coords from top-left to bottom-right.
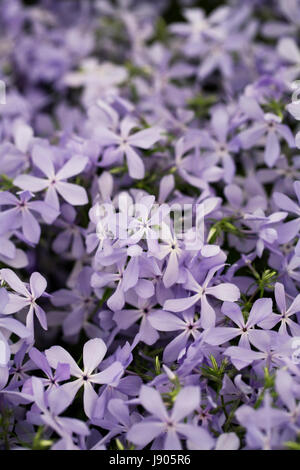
[[1, 0, 300, 451]]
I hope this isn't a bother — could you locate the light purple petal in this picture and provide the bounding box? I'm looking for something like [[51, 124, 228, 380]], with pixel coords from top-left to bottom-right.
[[164, 294, 200, 313], [215, 433, 239, 450], [14, 175, 49, 192], [128, 127, 162, 149], [204, 327, 240, 345], [206, 283, 240, 302], [163, 332, 188, 363], [139, 385, 168, 421], [56, 156, 88, 181], [45, 346, 82, 377], [163, 251, 179, 288], [3, 293, 28, 314], [0, 269, 29, 296], [171, 386, 200, 422], [124, 146, 145, 180], [274, 282, 286, 314], [91, 361, 123, 385], [200, 295, 216, 329], [164, 430, 181, 450], [247, 298, 273, 327], [83, 338, 107, 375], [149, 311, 185, 331], [127, 421, 163, 447], [32, 145, 55, 178], [56, 181, 88, 206], [83, 381, 98, 418], [29, 272, 47, 299], [22, 209, 40, 244], [264, 131, 280, 167]]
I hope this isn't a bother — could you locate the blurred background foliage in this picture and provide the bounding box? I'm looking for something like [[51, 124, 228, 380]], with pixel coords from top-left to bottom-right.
[[22, 0, 228, 21]]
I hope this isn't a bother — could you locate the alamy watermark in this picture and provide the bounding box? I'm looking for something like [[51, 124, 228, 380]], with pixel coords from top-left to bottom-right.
[[93, 198, 207, 248], [291, 338, 300, 364], [0, 80, 6, 104]]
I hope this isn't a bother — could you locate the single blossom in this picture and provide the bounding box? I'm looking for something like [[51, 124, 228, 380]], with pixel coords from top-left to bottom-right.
[[0, 268, 48, 332], [163, 265, 240, 328], [238, 97, 295, 167], [204, 298, 273, 348], [0, 190, 59, 244], [14, 145, 88, 211], [45, 338, 124, 417], [96, 115, 163, 179], [127, 385, 213, 450]]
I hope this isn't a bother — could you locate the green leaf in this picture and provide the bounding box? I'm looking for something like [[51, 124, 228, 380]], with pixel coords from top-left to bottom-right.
[[115, 438, 125, 450], [284, 441, 300, 450], [0, 174, 14, 191], [155, 356, 161, 375]]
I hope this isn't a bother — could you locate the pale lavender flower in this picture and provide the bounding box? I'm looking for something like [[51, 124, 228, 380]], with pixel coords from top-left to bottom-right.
[[149, 309, 201, 362], [14, 145, 88, 211], [273, 181, 300, 243], [259, 282, 300, 336], [127, 385, 213, 450], [236, 392, 287, 449], [275, 368, 300, 432], [163, 265, 240, 328], [238, 97, 295, 167], [225, 330, 292, 371], [20, 377, 90, 442], [243, 210, 287, 257], [204, 298, 273, 348], [45, 338, 124, 417], [0, 268, 48, 332], [96, 115, 163, 179], [203, 107, 239, 183], [113, 293, 160, 346], [52, 203, 85, 258], [0, 190, 58, 244], [29, 347, 70, 389]]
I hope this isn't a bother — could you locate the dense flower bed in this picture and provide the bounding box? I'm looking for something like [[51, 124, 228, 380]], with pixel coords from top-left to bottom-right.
[[1, 0, 300, 450]]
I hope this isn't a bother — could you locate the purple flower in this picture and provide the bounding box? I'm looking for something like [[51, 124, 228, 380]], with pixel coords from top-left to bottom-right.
[[155, 230, 183, 288], [203, 107, 239, 183], [243, 210, 287, 257], [273, 181, 300, 243], [45, 338, 124, 417], [238, 97, 295, 167], [52, 203, 85, 258], [259, 282, 300, 336], [149, 309, 201, 362], [224, 330, 292, 371], [19, 377, 90, 442], [91, 398, 141, 446], [174, 136, 224, 190], [2, 0, 300, 451], [96, 115, 163, 179], [51, 267, 97, 338], [204, 298, 273, 348], [163, 265, 240, 328], [0, 268, 48, 332], [170, 7, 228, 45], [236, 392, 287, 449], [113, 295, 160, 346], [14, 145, 88, 211], [127, 385, 213, 450], [29, 347, 70, 389], [0, 190, 58, 244]]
